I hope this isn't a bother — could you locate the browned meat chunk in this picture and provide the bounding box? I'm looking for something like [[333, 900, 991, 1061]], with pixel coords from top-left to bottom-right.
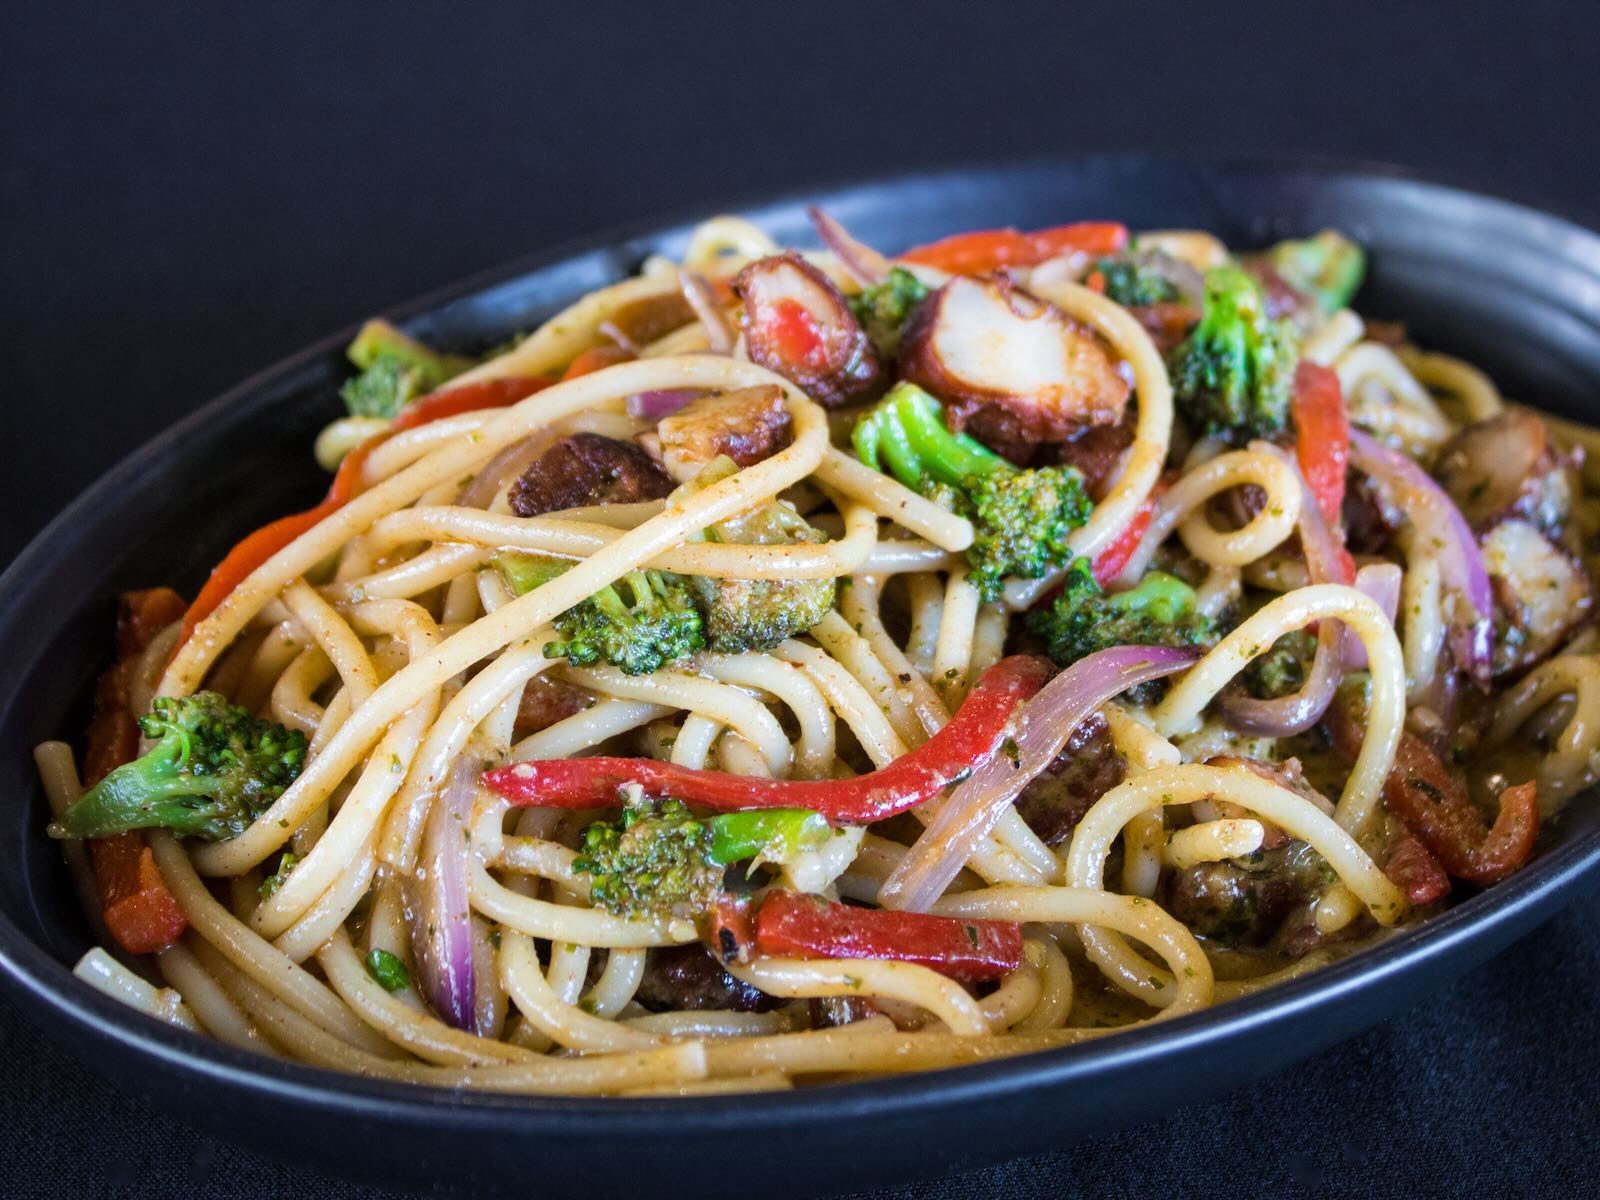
[[655, 385, 792, 479], [633, 945, 777, 1013], [511, 675, 593, 740], [1042, 407, 1137, 500], [1433, 409, 1577, 534], [1480, 517, 1594, 678], [605, 291, 697, 348], [1013, 712, 1127, 847], [735, 252, 881, 407], [807, 996, 879, 1028], [1128, 301, 1198, 355], [509, 432, 674, 517], [899, 275, 1130, 445], [1159, 841, 1330, 948]]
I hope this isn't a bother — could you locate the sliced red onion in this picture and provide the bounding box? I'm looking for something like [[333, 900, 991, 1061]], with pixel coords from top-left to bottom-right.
[[806, 205, 891, 286], [1218, 444, 1348, 737], [679, 271, 735, 353], [877, 645, 1198, 913], [407, 756, 480, 1033], [597, 320, 644, 356], [1344, 562, 1402, 670], [625, 388, 702, 421], [1349, 430, 1493, 688]]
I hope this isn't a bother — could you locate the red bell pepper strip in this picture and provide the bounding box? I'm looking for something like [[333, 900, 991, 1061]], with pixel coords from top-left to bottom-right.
[[87, 835, 188, 955], [712, 891, 1023, 983], [483, 655, 1051, 824], [1383, 827, 1450, 906], [174, 375, 549, 653], [1090, 482, 1164, 587], [900, 222, 1129, 275], [1291, 361, 1350, 530], [81, 588, 191, 954], [1328, 707, 1538, 884], [559, 344, 633, 380]]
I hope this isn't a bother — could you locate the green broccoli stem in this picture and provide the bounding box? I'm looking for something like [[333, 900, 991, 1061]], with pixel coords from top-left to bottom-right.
[[55, 746, 228, 840], [854, 382, 1010, 489], [496, 554, 572, 595], [706, 808, 830, 866], [347, 319, 472, 383], [1105, 571, 1200, 621]]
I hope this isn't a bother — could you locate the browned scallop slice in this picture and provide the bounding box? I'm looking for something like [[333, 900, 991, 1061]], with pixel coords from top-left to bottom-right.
[[735, 252, 881, 407], [508, 432, 674, 517], [898, 275, 1130, 444], [655, 385, 793, 479], [1434, 409, 1576, 533], [1481, 517, 1594, 678]]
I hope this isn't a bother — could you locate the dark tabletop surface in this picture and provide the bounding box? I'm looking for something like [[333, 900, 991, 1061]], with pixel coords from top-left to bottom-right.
[[5, 2, 1600, 1196]]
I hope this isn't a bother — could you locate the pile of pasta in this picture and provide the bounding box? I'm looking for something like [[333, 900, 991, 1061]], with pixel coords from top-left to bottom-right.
[[35, 214, 1600, 1096]]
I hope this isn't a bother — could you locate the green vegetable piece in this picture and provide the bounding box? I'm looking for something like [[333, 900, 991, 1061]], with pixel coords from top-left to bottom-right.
[[51, 693, 308, 842], [364, 948, 412, 993], [1167, 265, 1299, 440], [1094, 254, 1181, 308], [1267, 230, 1366, 313], [673, 457, 838, 653], [340, 319, 473, 420], [1024, 559, 1217, 679], [1243, 628, 1317, 700], [258, 850, 301, 899], [497, 554, 706, 676], [573, 796, 724, 923], [706, 808, 831, 866], [853, 383, 1092, 601], [847, 267, 930, 357]]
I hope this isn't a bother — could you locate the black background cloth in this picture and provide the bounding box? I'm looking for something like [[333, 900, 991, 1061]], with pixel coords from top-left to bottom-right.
[[3, 2, 1599, 1196]]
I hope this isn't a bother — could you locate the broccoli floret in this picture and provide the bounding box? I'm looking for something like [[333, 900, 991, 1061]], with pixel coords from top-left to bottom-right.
[[848, 267, 930, 357], [1093, 253, 1182, 308], [1243, 628, 1317, 699], [1025, 559, 1217, 678], [1266, 230, 1366, 313], [674, 457, 838, 653], [340, 319, 473, 419], [1167, 265, 1299, 441], [574, 795, 724, 923], [853, 382, 1092, 601], [574, 797, 830, 923], [52, 693, 307, 842], [498, 555, 706, 676]]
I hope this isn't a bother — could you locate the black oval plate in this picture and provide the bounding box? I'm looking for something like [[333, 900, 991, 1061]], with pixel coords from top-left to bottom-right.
[[3, 156, 1600, 1199]]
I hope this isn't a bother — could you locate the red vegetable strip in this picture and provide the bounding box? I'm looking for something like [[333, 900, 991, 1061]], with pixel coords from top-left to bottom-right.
[[82, 588, 192, 954], [1383, 827, 1451, 906], [174, 375, 548, 653], [483, 655, 1052, 824], [1328, 707, 1539, 884], [767, 298, 826, 367], [709, 895, 759, 965], [900, 222, 1129, 275], [1291, 362, 1350, 529], [88, 835, 188, 955], [559, 344, 633, 380], [751, 890, 1023, 983], [1091, 484, 1162, 586]]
